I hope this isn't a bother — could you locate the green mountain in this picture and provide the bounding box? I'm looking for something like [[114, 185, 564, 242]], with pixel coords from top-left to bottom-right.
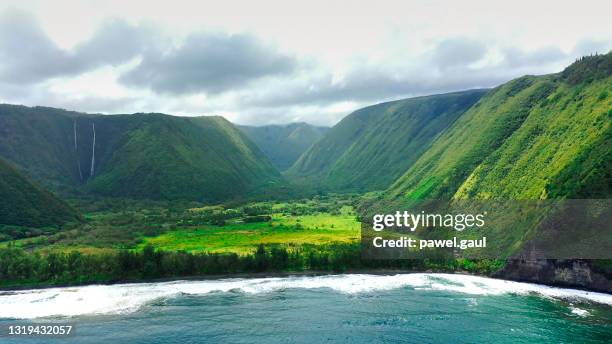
[[0, 157, 78, 228], [389, 53, 611, 200], [382, 54, 612, 291], [0, 105, 85, 192], [238, 123, 328, 171], [287, 90, 487, 192], [0, 106, 284, 201]]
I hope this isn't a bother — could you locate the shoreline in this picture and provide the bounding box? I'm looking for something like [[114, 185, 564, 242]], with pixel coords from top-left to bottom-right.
[[0, 269, 431, 292], [1, 269, 610, 296]]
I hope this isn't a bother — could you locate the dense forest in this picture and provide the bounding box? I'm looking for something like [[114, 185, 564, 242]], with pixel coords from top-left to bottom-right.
[[0, 243, 504, 288]]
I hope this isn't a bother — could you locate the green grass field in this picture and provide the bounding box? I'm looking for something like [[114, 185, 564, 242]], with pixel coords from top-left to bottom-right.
[[0, 197, 361, 256], [137, 207, 360, 254]]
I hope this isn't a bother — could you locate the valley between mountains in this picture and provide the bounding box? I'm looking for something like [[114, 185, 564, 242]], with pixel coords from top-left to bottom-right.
[[0, 53, 610, 292]]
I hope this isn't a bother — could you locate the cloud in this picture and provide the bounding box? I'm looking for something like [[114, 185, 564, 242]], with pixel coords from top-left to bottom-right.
[[0, 80, 138, 114], [237, 69, 503, 110], [71, 19, 159, 69], [235, 38, 601, 111], [119, 32, 297, 95], [0, 10, 296, 97], [431, 38, 488, 68], [571, 39, 611, 56], [501, 46, 566, 68], [0, 10, 72, 83], [1, 6, 610, 126], [0, 10, 150, 85]]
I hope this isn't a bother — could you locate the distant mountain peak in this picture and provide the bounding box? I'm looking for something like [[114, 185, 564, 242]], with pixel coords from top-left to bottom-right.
[[238, 122, 329, 171]]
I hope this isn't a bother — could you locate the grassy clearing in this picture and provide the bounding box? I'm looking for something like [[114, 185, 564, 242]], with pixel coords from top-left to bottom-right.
[[1, 195, 361, 255], [137, 209, 360, 254]]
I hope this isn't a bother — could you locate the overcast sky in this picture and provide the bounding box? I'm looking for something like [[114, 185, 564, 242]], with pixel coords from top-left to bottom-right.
[[0, 0, 610, 126]]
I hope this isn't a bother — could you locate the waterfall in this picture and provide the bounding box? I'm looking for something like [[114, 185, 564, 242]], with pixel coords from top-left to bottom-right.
[[73, 120, 77, 151], [89, 122, 96, 180], [74, 120, 83, 181]]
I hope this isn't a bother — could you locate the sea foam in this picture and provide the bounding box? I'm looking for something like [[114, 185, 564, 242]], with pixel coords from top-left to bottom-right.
[[0, 274, 610, 319]]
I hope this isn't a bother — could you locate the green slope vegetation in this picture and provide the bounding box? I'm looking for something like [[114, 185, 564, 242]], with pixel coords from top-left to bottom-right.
[[87, 114, 283, 201], [389, 53, 611, 200], [287, 90, 487, 192], [0, 106, 284, 201], [0, 157, 79, 228], [0, 105, 85, 192], [238, 123, 328, 171]]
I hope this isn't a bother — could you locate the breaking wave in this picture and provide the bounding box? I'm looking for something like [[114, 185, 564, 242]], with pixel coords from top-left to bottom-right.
[[1, 273, 610, 319]]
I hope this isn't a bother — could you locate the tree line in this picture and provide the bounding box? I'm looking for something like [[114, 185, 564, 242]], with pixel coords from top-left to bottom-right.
[[0, 244, 503, 288]]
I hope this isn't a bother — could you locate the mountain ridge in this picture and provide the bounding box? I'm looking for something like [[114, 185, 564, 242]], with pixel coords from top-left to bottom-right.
[[0, 157, 79, 229], [287, 89, 488, 192], [389, 53, 611, 200], [0, 106, 284, 201], [238, 122, 328, 171]]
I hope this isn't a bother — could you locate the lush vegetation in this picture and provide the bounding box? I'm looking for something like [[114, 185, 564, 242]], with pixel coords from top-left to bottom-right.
[[87, 114, 284, 201], [0, 242, 504, 289], [138, 209, 359, 254], [0, 105, 85, 193], [1, 195, 358, 250], [0, 107, 284, 201], [287, 90, 486, 192], [390, 53, 611, 200], [0, 193, 505, 288], [239, 123, 328, 171], [0, 157, 79, 229], [0, 53, 610, 289]]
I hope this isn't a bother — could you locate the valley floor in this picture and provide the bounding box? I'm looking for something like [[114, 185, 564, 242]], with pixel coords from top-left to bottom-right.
[[1, 194, 361, 255], [0, 194, 607, 293]]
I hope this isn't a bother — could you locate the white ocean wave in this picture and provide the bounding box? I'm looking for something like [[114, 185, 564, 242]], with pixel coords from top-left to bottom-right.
[[569, 306, 590, 317], [0, 273, 610, 319]]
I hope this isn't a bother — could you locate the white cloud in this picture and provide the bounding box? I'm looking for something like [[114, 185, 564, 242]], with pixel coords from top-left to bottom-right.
[[0, 0, 610, 125]]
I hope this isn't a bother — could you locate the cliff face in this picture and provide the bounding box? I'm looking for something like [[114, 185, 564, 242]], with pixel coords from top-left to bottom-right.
[[0, 106, 284, 201], [287, 90, 486, 192], [380, 54, 611, 291], [496, 260, 612, 293]]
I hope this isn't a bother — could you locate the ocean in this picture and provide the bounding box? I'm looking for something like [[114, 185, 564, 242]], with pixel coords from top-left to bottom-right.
[[0, 274, 610, 343]]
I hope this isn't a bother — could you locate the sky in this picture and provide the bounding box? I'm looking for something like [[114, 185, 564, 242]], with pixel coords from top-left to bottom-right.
[[0, 0, 610, 126]]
